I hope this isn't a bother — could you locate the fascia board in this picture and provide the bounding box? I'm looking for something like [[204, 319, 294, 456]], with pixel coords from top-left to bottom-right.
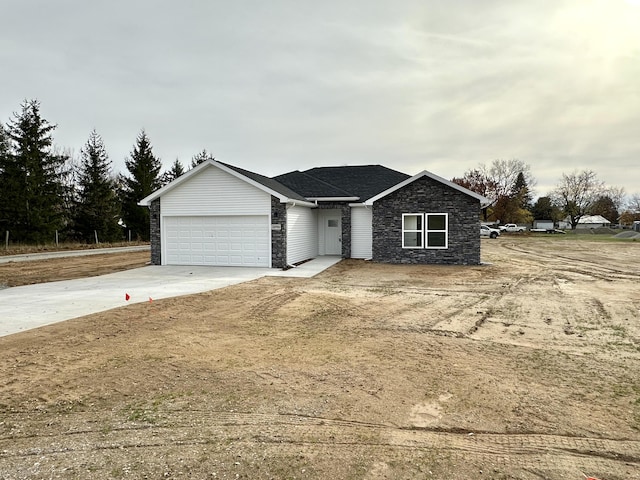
[[364, 170, 490, 206]]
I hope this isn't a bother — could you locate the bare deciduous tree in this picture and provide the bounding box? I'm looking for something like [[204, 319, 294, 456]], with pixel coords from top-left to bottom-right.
[[551, 170, 605, 229]]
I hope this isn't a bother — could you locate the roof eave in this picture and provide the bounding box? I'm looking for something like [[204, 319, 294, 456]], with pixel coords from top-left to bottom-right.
[[306, 196, 360, 202], [364, 170, 490, 206], [285, 199, 317, 208]]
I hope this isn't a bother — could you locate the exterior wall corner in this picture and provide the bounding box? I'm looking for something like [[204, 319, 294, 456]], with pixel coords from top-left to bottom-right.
[[150, 199, 161, 265], [271, 196, 287, 269]]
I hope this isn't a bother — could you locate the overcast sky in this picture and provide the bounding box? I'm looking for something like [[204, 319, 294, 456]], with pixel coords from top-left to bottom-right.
[[1, 0, 639, 198]]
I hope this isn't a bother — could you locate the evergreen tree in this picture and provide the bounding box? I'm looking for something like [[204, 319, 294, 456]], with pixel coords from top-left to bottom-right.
[[119, 130, 162, 241], [0, 124, 9, 230], [190, 148, 215, 168], [161, 158, 185, 185], [531, 196, 562, 222], [74, 130, 122, 243], [511, 172, 533, 211], [0, 123, 8, 179], [0, 100, 67, 243], [590, 195, 618, 223]]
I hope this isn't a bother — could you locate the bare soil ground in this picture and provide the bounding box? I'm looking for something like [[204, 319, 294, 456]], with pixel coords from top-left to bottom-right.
[[1, 238, 639, 480], [0, 251, 150, 288]]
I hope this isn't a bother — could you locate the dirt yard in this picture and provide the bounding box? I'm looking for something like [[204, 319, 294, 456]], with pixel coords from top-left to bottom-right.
[[0, 251, 150, 288], [1, 237, 639, 479]]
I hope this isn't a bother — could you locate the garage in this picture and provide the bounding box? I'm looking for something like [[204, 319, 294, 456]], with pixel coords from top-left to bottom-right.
[[163, 215, 270, 267]]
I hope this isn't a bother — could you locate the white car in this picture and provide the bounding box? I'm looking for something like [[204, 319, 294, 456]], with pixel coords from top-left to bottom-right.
[[499, 223, 525, 233], [480, 225, 501, 239]]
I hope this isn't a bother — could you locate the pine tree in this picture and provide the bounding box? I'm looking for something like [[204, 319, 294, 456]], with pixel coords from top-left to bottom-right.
[[0, 123, 10, 232], [74, 130, 122, 243], [119, 130, 162, 241], [511, 172, 532, 211], [0, 100, 67, 243], [161, 158, 185, 185], [190, 148, 215, 168]]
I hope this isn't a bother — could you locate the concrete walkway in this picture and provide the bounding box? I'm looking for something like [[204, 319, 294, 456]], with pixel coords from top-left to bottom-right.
[[0, 256, 342, 338], [0, 245, 150, 264]]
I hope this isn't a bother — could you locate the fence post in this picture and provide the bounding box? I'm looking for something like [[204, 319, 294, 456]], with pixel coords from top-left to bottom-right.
[[55, 230, 59, 246], [94, 230, 99, 244]]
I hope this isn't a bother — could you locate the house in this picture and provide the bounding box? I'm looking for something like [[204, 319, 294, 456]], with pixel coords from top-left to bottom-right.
[[138, 160, 489, 268], [576, 215, 611, 229], [559, 215, 612, 230]]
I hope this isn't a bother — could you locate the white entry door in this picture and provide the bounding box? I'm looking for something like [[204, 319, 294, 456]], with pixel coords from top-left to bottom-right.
[[324, 215, 342, 255]]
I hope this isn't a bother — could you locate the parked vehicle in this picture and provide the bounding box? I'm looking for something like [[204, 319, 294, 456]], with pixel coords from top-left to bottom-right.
[[499, 223, 525, 233], [480, 225, 501, 238]]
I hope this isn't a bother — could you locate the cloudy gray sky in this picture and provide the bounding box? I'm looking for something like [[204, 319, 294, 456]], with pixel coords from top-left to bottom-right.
[[1, 0, 639, 197]]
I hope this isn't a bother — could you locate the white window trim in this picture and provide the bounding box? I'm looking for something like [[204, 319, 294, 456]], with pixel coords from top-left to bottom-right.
[[425, 213, 448, 249], [402, 213, 449, 249], [402, 213, 424, 249]]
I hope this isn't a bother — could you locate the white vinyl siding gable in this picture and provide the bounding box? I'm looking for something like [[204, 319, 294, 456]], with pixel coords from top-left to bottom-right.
[[161, 165, 271, 216], [286, 205, 318, 265], [351, 207, 372, 259]]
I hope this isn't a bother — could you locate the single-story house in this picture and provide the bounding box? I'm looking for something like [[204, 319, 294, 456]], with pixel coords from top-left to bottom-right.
[[559, 215, 611, 230], [138, 160, 489, 268]]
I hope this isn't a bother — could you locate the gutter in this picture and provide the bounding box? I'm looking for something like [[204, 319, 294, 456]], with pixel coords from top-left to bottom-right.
[[285, 199, 316, 208]]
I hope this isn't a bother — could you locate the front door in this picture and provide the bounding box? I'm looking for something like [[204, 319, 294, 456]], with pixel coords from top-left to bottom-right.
[[324, 215, 342, 255]]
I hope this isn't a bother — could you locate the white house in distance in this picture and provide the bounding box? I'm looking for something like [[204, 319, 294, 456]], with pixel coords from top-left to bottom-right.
[[559, 215, 611, 230]]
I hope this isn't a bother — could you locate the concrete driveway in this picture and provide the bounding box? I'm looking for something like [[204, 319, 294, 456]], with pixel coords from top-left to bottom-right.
[[0, 257, 342, 337]]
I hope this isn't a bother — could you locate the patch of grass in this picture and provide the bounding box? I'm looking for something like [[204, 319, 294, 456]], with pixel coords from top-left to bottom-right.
[[125, 405, 157, 423], [366, 285, 398, 296], [609, 324, 628, 337], [528, 233, 638, 243], [122, 394, 180, 424]]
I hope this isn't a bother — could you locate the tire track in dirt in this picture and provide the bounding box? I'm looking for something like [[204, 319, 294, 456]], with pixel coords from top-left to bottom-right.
[[248, 290, 302, 320], [500, 242, 640, 282], [2, 411, 638, 474]]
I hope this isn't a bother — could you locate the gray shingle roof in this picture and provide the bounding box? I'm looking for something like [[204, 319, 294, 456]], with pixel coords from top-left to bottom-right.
[[273, 170, 356, 198], [275, 165, 410, 201], [219, 162, 309, 202]]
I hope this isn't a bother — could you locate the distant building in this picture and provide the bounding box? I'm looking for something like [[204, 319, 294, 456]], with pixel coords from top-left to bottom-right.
[[559, 215, 612, 230]]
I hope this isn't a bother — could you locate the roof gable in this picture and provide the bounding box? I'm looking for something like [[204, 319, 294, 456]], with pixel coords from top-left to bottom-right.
[[138, 159, 310, 206], [578, 215, 611, 224], [218, 162, 308, 202], [364, 170, 490, 206]]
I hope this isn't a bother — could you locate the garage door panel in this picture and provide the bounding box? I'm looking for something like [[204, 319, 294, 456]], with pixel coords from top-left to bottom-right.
[[164, 216, 269, 267]]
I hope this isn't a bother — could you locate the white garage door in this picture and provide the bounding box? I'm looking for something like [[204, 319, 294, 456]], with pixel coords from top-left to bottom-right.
[[164, 216, 270, 267]]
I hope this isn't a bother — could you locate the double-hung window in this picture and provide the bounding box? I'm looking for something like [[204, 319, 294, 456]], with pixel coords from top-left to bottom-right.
[[402, 213, 448, 249], [402, 214, 423, 248]]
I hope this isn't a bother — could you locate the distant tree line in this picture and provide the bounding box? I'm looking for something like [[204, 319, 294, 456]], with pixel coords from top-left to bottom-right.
[[0, 99, 214, 244], [453, 159, 639, 228], [1, 99, 639, 245]]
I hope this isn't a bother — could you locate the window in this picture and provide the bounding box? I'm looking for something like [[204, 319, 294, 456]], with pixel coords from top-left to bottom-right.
[[426, 214, 447, 248], [402, 213, 448, 249], [402, 214, 423, 248]]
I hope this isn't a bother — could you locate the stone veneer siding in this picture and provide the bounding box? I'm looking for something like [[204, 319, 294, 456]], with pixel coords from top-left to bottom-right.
[[150, 199, 161, 265], [316, 202, 351, 258], [271, 196, 287, 268], [372, 176, 481, 265]]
